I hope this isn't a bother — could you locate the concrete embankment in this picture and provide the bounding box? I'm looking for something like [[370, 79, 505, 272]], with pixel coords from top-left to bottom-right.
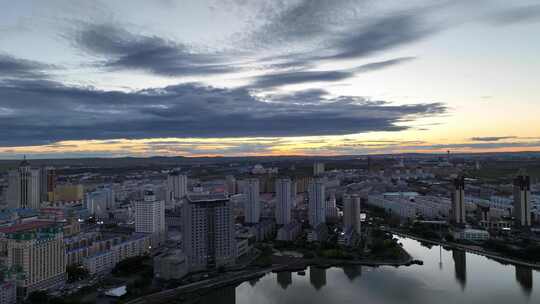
[[391, 230, 540, 270]]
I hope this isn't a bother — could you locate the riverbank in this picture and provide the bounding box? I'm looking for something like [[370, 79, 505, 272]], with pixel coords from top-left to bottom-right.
[[126, 247, 417, 304], [390, 229, 540, 270]]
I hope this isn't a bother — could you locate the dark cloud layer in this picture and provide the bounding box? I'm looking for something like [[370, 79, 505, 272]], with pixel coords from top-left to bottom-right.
[[470, 136, 517, 142], [248, 57, 414, 88], [73, 24, 235, 76], [0, 54, 54, 78], [0, 78, 445, 146], [488, 4, 540, 25]]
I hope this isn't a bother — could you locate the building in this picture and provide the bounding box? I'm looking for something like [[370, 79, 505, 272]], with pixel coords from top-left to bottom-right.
[[308, 178, 326, 227], [276, 221, 301, 241], [182, 194, 235, 271], [166, 171, 187, 202], [243, 179, 260, 224], [338, 226, 360, 247], [313, 162, 325, 176], [82, 234, 151, 275], [275, 178, 292, 225], [40, 167, 55, 202], [54, 184, 84, 203], [7, 159, 41, 209], [451, 176, 466, 225], [343, 194, 362, 235], [368, 193, 452, 220], [325, 193, 338, 222], [306, 223, 328, 243], [85, 187, 115, 219], [513, 174, 531, 227], [135, 190, 166, 247], [5, 225, 66, 296], [0, 281, 16, 304], [452, 228, 490, 241], [248, 219, 276, 242], [154, 249, 188, 280], [225, 175, 236, 195]]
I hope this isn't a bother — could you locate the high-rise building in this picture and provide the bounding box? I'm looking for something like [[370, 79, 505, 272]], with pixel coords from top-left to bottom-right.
[[182, 194, 235, 271], [243, 178, 260, 224], [308, 178, 326, 227], [53, 184, 84, 203], [513, 174, 531, 227], [291, 181, 297, 207], [4, 224, 66, 296], [7, 159, 41, 209], [343, 194, 362, 235], [326, 192, 338, 221], [275, 178, 292, 225], [166, 171, 187, 202], [85, 187, 115, 219], [451, 176, 466, 225], [135, 190, 166, 247], [40, 166, 55, 202], [225, 175, 236, 195], [313, 162, 325, 176]]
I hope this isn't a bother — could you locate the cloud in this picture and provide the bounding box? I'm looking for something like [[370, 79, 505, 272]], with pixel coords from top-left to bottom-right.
[[0, 54, 55, 78], [488, 4, 540, 25], [319, 13, 436, 60], [72, 24, 236, 76], [0, 78, 445, 146], [248, 57, 415, 88], [470, 136, 517, 142]]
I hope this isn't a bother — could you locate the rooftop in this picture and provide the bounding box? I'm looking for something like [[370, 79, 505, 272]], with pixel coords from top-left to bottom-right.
[[187, 193, 229, 203], [0, 220, 55, 234]]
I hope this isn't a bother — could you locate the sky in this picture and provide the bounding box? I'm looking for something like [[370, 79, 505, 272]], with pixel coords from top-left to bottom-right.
[[0, 0, 539, 159]]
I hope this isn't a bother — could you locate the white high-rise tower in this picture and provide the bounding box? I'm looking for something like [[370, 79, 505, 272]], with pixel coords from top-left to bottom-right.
[[166, 171, 187, 202], [514, 173, 531, 227], [243, 178, 260, 224], [135, 190, 166, 246]]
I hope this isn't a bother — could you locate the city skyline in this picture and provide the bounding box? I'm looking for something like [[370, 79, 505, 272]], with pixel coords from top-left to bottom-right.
[[1, 1, 540, 159]]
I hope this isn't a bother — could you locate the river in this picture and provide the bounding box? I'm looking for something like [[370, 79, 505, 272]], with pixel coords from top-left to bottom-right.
[[193, 236, 540, 303]]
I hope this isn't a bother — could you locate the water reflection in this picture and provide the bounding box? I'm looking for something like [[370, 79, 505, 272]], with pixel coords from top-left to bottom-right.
[[199, 237, 540, 304], [277, 271, 292, 289], [516, 266, 533, 296], [309, 266, 327, 290], [341, 265, 362, 281], [452, 249, 467, 290]]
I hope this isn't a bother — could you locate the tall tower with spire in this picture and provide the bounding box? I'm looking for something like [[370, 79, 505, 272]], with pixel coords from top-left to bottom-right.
[[513, 169, 531, 227], [7, 157, 41, 209], [451, 175, 466, 225]]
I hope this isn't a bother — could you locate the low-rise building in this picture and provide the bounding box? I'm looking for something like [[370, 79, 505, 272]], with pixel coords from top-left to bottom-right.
[[306, 224, 328, 243], [0, 281, 16, 304], [453, 228, 490, 241], [154, 249, 188, 280], [82, 234, 151, 275], [276, 221, 302, 242], [338, 226, 360, 247], [248, 219, 275, 242]]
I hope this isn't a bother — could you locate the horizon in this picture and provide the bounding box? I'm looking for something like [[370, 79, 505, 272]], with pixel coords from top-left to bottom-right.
[[1, 150, 540, 161], [1, 1, 540, 158]]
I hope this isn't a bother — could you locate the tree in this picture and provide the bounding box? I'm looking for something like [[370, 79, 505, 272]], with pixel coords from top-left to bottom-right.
[[67, 265, 89, 283], [27, 290, 49, 304]]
